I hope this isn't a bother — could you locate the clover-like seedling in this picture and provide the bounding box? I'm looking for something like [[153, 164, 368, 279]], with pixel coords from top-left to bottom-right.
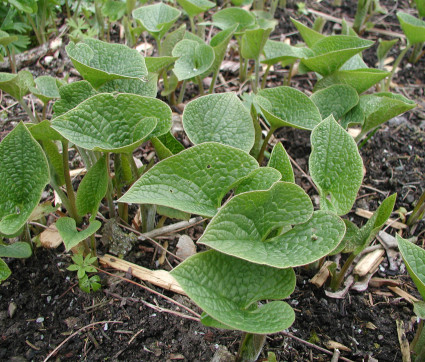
[[67, 253, 101, 293]]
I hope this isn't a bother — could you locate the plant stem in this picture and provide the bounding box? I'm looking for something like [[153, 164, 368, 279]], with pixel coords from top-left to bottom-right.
[[189, 15, 196, 34], [209, 68, 219, 94], [105, 153, 116, 218], [236, 333, 266, 362], [261, 64, 271, 89], [270, 0, 279, 16], [62, 140, 81, 224], [19, 100, 39, 124], [384, 42, 411, 91], [252, 57, 260, 94], [409, 42, 425, 64], [196, 76, 204, 96], [407, 190, 425, 227], [411, 319, 425, 360], [330, 252, 356, 291], [26, 13, 42, 45], [257, 126, 277, 165], [177, 80, 187, 104], [90, 234, 97, 257]]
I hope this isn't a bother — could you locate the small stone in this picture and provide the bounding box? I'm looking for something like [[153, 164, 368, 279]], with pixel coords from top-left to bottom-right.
[[8, 302, 17, 318], [406, 194, 415, 204], [36, 317, 44, 323], [43, 56, 54, 65], [378, 334, 384, 340]]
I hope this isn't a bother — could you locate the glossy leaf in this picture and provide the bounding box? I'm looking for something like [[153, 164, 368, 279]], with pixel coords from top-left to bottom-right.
[[0, 242, 32, 258], [119, 142, 259, 217], [76, 156, 108, 217], [256, 86, 322, 130], [183, 93, 255, 152], [234, 167, 281, 195], [310, 85, 359, 121], [310, 116, 363, 215], [0, 70, 34, 101], [133, 3, 181, 40], [29, 75, 61, 104], [171, 250, 296, 334], [66, 38, 148, 88], [56, 217, 101, 252], [172, 39, 214, 80], [0, 123, 49, 236], [397, 12, 425, 44], [212, 8, 256, 33], [176, 0, 215, 17], [397, 234, 425, 300], [262, 40, 313, 66], [52, 93, 172, 153], [268, 142, 294, 183]]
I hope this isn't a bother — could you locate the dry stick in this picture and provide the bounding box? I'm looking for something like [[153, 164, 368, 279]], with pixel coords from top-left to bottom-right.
[[280, 331, 355, 362], [97, 267, 201, 318], [43, 320, 123, 362]]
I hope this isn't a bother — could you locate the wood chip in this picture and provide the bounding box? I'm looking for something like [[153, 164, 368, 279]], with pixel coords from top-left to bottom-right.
[[348, 128, 361, 138], [310, 261, 333, 287], [396, 320, 411, 362], [324, 340, 351, 352], [99, 254, 185, 295], [175, 235, 196, 260], [369, 277, 400, 288], [388, 286, 419, 304], [69, 168, 86, 177], [355, 208, 407, 230], [353, 248, 385, 277], [39, 224, 62, 249]]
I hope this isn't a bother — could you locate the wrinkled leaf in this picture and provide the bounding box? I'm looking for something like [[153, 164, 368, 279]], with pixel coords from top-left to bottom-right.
[[99, 73, 158, 98], [27, 120, 64, 142], [145, 56, 178, 73], [56, 217, 101, 251], [262, 40, 313, 66], [268, 142, 294, 183], [0, 70, 34, 101], [234, 167, 281, 195], [29, 75, 61, 104]]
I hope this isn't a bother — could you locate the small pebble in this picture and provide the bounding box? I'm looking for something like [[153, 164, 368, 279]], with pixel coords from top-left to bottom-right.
[[8, 302, 17, 318], [378, 335, 384, 340], [43, 56, 54, 65]]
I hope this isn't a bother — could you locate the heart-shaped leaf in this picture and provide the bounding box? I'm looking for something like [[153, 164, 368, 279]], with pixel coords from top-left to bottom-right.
[[52, 81, 98, 118], [310, 84, 359, 121], [301, 36, 374, 76], [313, 69, 390, 94], [56, 217, 101, 251], [0, 258, 11, 283], [27, 120, 64, 142], [176, 0, 215, 17], [145, 56, 179, 73], [29, 75, 61, 104], [256, 86, 322, 130], [0, 242, 32, 258], [0, 123, 49, 236], [183, 93, 255, 152], [397, 12, 425, 44], [172, 39, 214, 80], [234, 167, 281, 195], [241, 27, 272, 60], [309, 116, 363, 215], [52, 93, 172, 153], [76, 156, 108, 218], [98, 74, 158, 98], [267, 142, 294, 183], [119, 142, 259, 217], [171, 250, 296, 334], [199, 182, 345, 267], [160, 24, 187, 57], [0, 70, 34, 101], [212, 7, 256, 33], [262, 40, 313, 66], [133, 3, 181, 40], [66, 38, 148, 88], [397, 234, 425, 300], [291, 18, 325, 47]]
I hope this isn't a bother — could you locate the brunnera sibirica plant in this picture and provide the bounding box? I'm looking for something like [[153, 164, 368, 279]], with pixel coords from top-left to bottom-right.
[[0, 1, 421, 360]]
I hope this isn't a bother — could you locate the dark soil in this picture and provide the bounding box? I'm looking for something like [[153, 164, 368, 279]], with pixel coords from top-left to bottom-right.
[[1, 0, 425, 361]]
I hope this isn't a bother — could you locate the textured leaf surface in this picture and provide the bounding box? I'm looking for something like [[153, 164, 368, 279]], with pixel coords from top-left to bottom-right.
[[397, 12, 425, 44], [398, 235, 425, 300], [183, 93, 255, 152], [27, 120, 64, 142], [171, 250, 296, 333], [310, 85, 359, 121], [291, 18, 325, 47], [0, 70, 34, 100], [119, 142, 258, 217], [234, 168, 281, 195], [176, 0, 215, 17], [241, 27, 272, 60], [0, 123, 49, 236], [302, 36, 374, 76], [0, 242, 32, 258], [66, 38, 148, 88], [76, 156, 108, 217], [256, 86, 322, 130], [212, 8, 256, 33], [0, 258, 11, 283], [56, 218, 101, 251], [133, 3, 181, 39], [262, 40, 313, 65], [52, 93, 171, 153], [98, 74, 158, 98], [199, 183, 345, 267], [145, 56, 178, 73], [172, 39, 214, 80], [268, 142, 294, 183], [309, 116, 363, 215], [29, 75, 61, 104], [313, 69, 390, 94]]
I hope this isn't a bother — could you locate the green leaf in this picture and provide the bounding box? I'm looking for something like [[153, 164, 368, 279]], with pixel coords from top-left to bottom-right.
[[414, 0, 425, 17], [0, 70, 34, 101], [183, 93, 255, 152], [414, 301, 425, 320], [212, 8, 256, 33], [234, 167, 281, 195], [199, 182, 345, 268], [9, 0, 37, 13], [119, 142, 259, 217], [28, 201, 59, 222], [43, 140, 65, 186], [56, 218, 101, 251], [377, 39, 398, 63], [171, 250, 296, 334], [0, 258, 11, 283], [291, 18, 325, 47], [172, 39, 214, 80], [156, 205, 190, 221], [397, 12, 425, 44], [340, 104, 364, 129], [66, 38, 148, 88], [252, 10, 278, 30], [0, 30, 18, 48], [301, 36, 374, 76], [241, 27, 272, 60], [262, 40, 313, 66], [160, 24, 186, 57], [359, 93, 416, 136], [27, 120, 64, 142], [256, 86, 322, 130], [145, 56, 178, 73], [102, 0, 126, 22], [29, 76, 61, 104], [52, 93, 172, 153], [267, 142, 294, 183], [98, 73, 158, 98], [309, 116, 363, 215], [397, 234, 425, 300], [156, 132, 185, 155], [52, 81, 98, 118], [76, 156, 108, 217], [313, 69, 390, 94], [176, 0, 215, 17], [132, 3, 181, 40], [310, 85, 359, 121], [0, 123, 49, 236], [0, 242, 32, 258], [330, 219, 359, 255]]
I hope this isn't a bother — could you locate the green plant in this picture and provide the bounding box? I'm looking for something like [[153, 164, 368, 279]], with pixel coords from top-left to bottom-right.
[[353, 0, 386, 34], [67, 252, 101, 293], [397, 236, 425, 361]]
